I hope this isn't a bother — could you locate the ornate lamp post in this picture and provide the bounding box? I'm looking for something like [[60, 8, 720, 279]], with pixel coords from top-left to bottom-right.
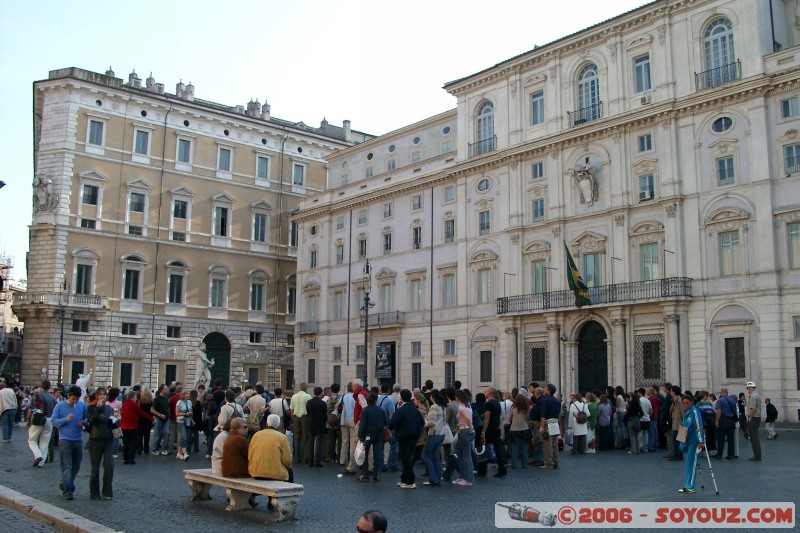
[[360, 260, 373, 386]]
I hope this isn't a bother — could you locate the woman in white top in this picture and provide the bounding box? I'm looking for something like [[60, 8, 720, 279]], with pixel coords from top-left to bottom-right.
[[211, 419, 231, 476], [175, 390, 193, 461], [569, 393, 589, 454]]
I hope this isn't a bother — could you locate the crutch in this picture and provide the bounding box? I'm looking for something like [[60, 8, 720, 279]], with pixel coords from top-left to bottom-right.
[[699, 448, 719, 495]]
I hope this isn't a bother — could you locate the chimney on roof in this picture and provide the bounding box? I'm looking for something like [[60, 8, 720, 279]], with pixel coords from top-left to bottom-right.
[[105, 66, 115, 77], [156, 83, 165, 94], [261, 101, 270, 120], [176, 79, 185, 95], [129, 70, 141, 88], [246, 99, 260, 117], [234, 104, 244, 114], [185, 82, 194, 101], [343, 119, 352, 142], [320, 117, 328, 128], [146, 72, 155, 90]]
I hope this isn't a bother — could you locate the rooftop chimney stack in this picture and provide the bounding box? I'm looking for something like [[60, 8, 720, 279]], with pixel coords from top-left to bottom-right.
[[146, 72, 155, 90], [185, 82, 195, 101], [343, 119, 352, 142], [176, 79, 186, 96], [261, 102, 271, 120], [128, 70, 141, 88], [105, 66, 115, 77], [246, 99, 260, 117]]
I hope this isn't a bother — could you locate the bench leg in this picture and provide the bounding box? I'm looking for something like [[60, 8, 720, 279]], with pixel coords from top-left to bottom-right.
[[268, 495, 300, 522], [225, 488, 251, 511], [188, 480, 212, 501]]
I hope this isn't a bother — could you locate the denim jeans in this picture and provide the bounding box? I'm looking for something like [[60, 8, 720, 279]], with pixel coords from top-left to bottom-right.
[[152, 417, 170, 452], [456, 429, 475, 482], [387, 430, 399, 470], [508, 430, 530, 468], [422, 434, 444, 484], [615, 412, 628, 445], [1, 409, 16, 440], [178, 421, 189, 449], [59, 439, 83, 495], [648, 420, 658, 452]]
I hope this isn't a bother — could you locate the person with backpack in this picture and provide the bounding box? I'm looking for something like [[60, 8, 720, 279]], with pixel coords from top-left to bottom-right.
[[27, 380, 56, 467], [568, 393, 589, 455], [765, 398, 779, 440], [388, 389, 425, 489]]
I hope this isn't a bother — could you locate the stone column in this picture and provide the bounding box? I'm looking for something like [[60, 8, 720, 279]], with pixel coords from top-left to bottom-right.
[[564, 341, 578, 395], [611, 319, 627, 389], [664, 314, 680, 384], [506, 326, 520, 386], [546, 323, 560, 386]]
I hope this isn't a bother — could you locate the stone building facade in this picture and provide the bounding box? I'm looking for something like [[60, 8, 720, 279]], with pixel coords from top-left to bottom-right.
[[292, 0, 800, 420], [13, 67, 371, 390]]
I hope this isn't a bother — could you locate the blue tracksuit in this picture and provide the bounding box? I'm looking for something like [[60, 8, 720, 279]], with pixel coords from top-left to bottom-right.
[[680, 405, 705, 489]]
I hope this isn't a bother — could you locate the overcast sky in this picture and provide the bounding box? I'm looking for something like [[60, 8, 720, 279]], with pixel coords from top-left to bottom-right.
[[0, 0, 646, 281]]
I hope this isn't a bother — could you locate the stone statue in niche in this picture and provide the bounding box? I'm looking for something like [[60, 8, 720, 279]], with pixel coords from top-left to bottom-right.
[[194, 342, 215, 391], [571, 157, 598, 206], [32, 171, 57, 212], [75, 369, 93, 400]]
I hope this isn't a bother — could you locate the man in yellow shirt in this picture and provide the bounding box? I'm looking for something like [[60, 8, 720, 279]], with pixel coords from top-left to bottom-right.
[[289, 383, 311, 464], [249, 415, 292, 482]]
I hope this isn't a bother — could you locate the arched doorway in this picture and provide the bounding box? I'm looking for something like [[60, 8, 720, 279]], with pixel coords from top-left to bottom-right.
[[577, 321, 607, 394], [202, 332, 231, 387]]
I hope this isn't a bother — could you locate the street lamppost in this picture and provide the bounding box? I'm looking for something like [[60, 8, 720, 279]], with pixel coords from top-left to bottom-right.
[[360, 260, 373, 386], [57, 279, 68, 389]]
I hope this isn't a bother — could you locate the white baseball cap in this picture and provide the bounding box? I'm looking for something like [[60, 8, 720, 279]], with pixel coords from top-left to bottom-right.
[[745, 381, 757, 388]]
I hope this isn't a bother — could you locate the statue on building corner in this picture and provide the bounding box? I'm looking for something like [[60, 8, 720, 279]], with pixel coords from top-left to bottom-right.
[[75, 369, 93, 401], [571, 157, 598, 207], [194, 342, 215, 391], [32, 171, 57, 212]]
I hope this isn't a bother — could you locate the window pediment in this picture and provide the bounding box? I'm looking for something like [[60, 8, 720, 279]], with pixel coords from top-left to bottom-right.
[[170, 186, 195, 197], [470, 250, 498, 266], [375, 267, 396, 281], [629, 222, 664, 245], [523, 73, 548, 86], [437, 263, 458, 276], [79, 170, 109, 183], [527, 185, 547, 197], [208, 263, 231, 274], [708, 138, 738, 156], [523, 241, 551, 259], [73, 247, 100, 259], [632, 158, 658, 174], [212, 193, 236, 203], [127, 178, 151, 190], [571, 231, 607, 255], [706, 208, 749, 229], [475, 198, 493, 210], [251, 200, 273, 210], [405, 268, 427, 281], [625, 35, 653, 50]]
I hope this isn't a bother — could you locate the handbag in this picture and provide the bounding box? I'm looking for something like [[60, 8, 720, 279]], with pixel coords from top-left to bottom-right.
[[442, 424, 454, 445], [676, 425, 688, 443], [547, 420, 561, 436], [355, 440, 366, 466], [383, 427, 392, 443], [112, 427, 123, 438]]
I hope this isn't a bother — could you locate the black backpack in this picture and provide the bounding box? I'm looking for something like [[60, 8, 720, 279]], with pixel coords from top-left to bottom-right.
[[574, 403, 588, 424], [30, 406, 46, 426], [472, 404, 484, 432]]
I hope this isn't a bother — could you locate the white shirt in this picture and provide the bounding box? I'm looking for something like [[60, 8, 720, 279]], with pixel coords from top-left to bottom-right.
[[268, 398, 289, 428], [639, 396, 653, 422]]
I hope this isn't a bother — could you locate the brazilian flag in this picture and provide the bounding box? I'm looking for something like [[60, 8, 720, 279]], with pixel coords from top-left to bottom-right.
[[565, 242, 591, 307]]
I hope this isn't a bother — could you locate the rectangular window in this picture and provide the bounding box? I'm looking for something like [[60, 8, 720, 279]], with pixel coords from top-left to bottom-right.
[[640, 243, 660, 281], [442, 273, 456, 307], [443, 339, 455, 356], [410, 279, 422, 311], [412, 194, 422, 210], [441, 141, 452, 154], [164, 365, 177, 387], [124, 269, 140, 300], [75, 264, 92, 295], [642, 341, 661, 380], [789, 223, 800, 269], [336, 216, 345, 230], [333, 365, 341, 386], [411, 151, 421, 164], [249, 331, 262, 343], [256, 156, 269, 179], [794, 316, 800, 338], [214, 207, 228, 237], [292, 163, 305, 185], [639, 174, 655, 201], [638, 133, 652, 152], [80, 219, 96, 229], [531, 161, 544, 180], [129, 192, 145, 213], [168, 274, 183, 304], [286, 333, 295, 346], [479, 350, 492, 382], [119, 362, 133, 388], [289, 221, 299, 247], [583, 253, 602, 287], [365, 166, 373, 178], [380, 283, 392, 314], [358, 209, 368, 225], [248, 367, 259, 385], [531, 260, 547, 294], [531, 198, 545, 222], [121, 322, 137, 336], [172, 232, 186, 242], [287, 287, 296, 314], [717, 156, 735, 185], [82, 185, 98, 205], [444, 362, 456, 388], [796, 348, 800, 390], [211, 279, 226, 307], [336, 244, 344, 265], [411, 363, 422, 390], [413, 227, 422, 250], [531, 90, 545, 125], [785, 144, 800, 174], [411, 341, 422, 357], [356, 344, 365, 360], [177, 139, 191, 163], [383, 233, 392, 255], [358, 238, 367, 260], [333, 292, 344, 320], [218, 147, 231, 171], [781, 96, 799, 119], [444, 219, 455, 243], [719, 230, 741, 276], [340, 174, 348, 186], [173, 199, 187, 219], [724, 337, 746, 379], [383, 203, 392, 218], [444, 185, 455, 202], [134, 130, 149, 155], [72, 319, 89, 333], [387, 159, 396, 171], [310, 250, 317, 268], [634, 55, 652, 93], [253, 213, 267, 242], [128, 225, 143, 236], [479, 210, 490, 235], [88, 120, 103, 146], [477, 268, 491, 303], [251, 283, 264, 311], [333, 346, 342, 361]]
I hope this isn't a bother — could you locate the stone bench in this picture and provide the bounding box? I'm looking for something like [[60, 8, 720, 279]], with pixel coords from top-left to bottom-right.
[[184, 468, 303, 522]]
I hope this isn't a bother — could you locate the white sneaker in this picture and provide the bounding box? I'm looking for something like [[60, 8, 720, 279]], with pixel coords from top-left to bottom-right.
[[176, 453, 184, 460], [183, 454, 189, 462]]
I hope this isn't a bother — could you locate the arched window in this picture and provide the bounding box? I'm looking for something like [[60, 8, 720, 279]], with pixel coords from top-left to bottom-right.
[[576, 64, 601, 123], [701, 18, 737, 89], [474, 101, 495, 155]]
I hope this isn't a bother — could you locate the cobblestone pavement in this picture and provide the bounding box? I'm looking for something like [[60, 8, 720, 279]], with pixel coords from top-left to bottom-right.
[[0, 426, 798, 532], [0, 501, 60, 532]]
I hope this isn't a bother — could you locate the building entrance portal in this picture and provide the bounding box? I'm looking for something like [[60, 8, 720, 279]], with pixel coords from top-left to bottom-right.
[[577, 321, 608, 394], [202, 332, 231, 388]]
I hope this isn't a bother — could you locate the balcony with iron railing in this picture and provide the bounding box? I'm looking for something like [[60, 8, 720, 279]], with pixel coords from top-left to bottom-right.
[[359, 310, 406, 328], [568, 102, 603, 127], [12, 291, 109, 309], [469, 136, 497, 157], [695, 60, 741, 91], [496, 277, 692, 315], [296, 321, 318, 334]]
